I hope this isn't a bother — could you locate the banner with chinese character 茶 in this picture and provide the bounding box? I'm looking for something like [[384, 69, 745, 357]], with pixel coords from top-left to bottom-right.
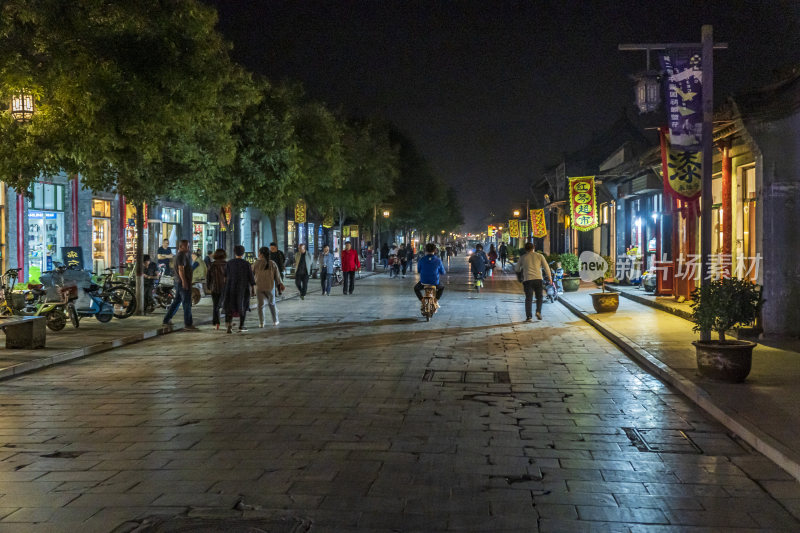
[[508, 219, 520, 238], [661, 129, 702, 202], [660, 49, 703, 151], [568, 176, 599, 231], [531, 209, 547, 238], [519, 220, 528, 238], [294, 200, 306, 224]]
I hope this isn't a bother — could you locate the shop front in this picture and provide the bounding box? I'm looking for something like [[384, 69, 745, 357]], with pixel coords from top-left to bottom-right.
[[0, 185, 5, 273], [160, 207, 182, 247], [91, 198, 112, 273], [27, 182, 65, 282], [192, 213, 218, 256], [124, 203, 148, 266]]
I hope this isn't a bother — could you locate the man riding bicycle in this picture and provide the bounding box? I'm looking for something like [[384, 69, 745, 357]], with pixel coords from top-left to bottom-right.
[[468, 243, 488, 287], [414, 243, 446, 301]]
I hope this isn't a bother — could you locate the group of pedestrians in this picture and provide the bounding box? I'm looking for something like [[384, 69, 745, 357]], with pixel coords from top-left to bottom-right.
[[161, 239, 365, 333]]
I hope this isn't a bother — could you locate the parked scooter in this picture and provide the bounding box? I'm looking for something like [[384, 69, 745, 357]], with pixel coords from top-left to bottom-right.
[[67, 283, 114, 326]]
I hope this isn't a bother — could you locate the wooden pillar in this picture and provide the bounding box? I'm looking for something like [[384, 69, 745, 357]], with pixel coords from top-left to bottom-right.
[[720, 141, 733, 258]]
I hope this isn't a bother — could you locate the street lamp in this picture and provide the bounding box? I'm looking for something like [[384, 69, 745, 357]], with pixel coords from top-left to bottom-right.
[[382, 209, 390, 218], [512, 209, 520, 218], [10, 90, 35, 122], [632, 71, 662, 114]]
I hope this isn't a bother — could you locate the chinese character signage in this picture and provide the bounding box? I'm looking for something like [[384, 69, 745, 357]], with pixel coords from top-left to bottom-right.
[[61, 247, 84, 270], [660, 49, 703, 151], [349, 225, 359, 238], [519, 220, 528, 238], [243, 252, 256, 264], [568, 176, 599, 231], [487, 225, 496, 236], [531, 209, 547, 238], [294, 199, 307, 224], [666, 140, 702, 201], [508, 219, 520, 238]]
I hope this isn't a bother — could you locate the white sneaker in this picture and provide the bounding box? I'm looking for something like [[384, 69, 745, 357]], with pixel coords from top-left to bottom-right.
[[273, 320, 279, 326], [259, 322, 264, 328]]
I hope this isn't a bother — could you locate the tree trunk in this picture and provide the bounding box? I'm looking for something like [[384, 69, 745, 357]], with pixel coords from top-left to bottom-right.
[[135, 203, 145, 316], [269, 215, 278, 248]]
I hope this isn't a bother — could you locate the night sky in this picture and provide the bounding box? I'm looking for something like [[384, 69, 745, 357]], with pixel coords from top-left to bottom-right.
[[207, 1, 800, 230]]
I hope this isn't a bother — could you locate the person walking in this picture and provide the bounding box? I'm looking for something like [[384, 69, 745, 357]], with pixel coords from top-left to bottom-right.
[[293, 243, 312, 299], [162, 240, 197, 330], [142, 254, 159, 314], [269, 242, 286, 282], [252, 246, 283, 327], [380, 242, 390, 269], [406, 244, 416, 272], [514, 242, 552, 322], [318, 244, 335, 295], [341, 241, 360, 295], [499, 242, 508, 270], [206, 249, 227, 329], [399, 244, 409, 278], [364, 244, 374, 272], [223, 245, 255, 333]]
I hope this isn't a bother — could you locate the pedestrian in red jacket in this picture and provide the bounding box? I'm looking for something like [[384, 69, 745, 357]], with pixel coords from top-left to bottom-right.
[[340, 241, 361, 295]]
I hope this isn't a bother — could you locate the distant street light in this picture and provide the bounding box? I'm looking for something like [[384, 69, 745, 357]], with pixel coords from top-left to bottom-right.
[[512, 209, 520, 217], [10, 90, 35, 122], [382, 209, 390, 218]]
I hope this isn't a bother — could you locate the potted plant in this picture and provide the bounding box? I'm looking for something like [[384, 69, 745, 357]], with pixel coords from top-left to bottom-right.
[[559, 253, 581, 292], [590, 255, 619, 313], [690, 277, 762, 382]]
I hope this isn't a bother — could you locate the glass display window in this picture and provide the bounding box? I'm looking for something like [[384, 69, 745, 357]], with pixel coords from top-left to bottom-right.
[[28, 182, 64, 211], [91, 198, 111, 217], [27, 211, 64, 283], [161, 207, 182, 223], [92, 199, 112, 272]]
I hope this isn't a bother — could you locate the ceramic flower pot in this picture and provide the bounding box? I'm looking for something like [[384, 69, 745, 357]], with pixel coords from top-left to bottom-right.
[[562, 277, 581, 292], [591, 292, 619, 313], [692, 340, 756, 383]]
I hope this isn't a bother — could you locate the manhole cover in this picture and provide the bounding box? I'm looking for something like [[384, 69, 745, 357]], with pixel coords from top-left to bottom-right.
[[422, 369, 510, 383], [623, 427, 702, 454]]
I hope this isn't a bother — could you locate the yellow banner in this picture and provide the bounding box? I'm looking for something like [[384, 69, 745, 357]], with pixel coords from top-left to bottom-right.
[[487, 225, 496, 236], [568, 176, 598, 232], [294, 199, 307, 224], [322, 209, 334, 228], [666, 147, 702, 199], [508, 219, 520, 238], [531, 209, 547, 238], [350, 225, 359, 238]]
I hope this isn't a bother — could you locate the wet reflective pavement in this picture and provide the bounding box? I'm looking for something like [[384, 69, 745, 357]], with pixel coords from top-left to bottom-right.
[[0, 258, 797, 532]]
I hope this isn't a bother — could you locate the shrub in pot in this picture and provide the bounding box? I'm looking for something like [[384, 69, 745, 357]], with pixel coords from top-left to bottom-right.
[[590, 262, 619, 313], [559, 253, 581, 291], [690, 278, 762, 382]]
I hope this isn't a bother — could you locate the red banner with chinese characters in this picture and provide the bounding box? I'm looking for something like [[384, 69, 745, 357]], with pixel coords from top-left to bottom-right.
[[568, 176, 599, 232], [531, 209, 547, 238]]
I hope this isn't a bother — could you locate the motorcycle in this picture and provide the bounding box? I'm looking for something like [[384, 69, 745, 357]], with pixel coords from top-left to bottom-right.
[[420, 284, 440, 321], [154, 265, 201, 308]]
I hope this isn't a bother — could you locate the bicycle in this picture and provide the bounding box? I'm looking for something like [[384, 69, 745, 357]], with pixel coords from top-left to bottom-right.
[[0, 268, 21, 316], [96, 267, 137, 319], [420, 284, 440, 322]]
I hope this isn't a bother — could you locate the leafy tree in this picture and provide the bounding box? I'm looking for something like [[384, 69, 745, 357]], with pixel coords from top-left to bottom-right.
[[327, 119, 399, 250], [0, 0, 255, 310]]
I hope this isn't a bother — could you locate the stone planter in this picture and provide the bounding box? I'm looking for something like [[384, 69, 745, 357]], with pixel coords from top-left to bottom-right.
[[590, 292, 619, 313], [562, 277, 581, 292], [692, 340, 756, 383]]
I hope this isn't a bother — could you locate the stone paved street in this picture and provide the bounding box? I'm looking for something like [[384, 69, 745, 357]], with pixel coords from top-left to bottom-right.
[[0, 258, 798, 532]]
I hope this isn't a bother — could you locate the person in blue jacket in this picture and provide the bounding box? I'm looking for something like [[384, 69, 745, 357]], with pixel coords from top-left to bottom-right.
[[414, 243, 446, 301]]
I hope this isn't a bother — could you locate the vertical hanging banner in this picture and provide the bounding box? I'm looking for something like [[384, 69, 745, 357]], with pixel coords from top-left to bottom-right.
[[660, 49, 703, 151], [508, 219, 520, 238], [322, 209, 334, 228], [519, 220, 528, 238], [350, 225, 359, 238], [531, 209, 548, 238], [660, 128, 702, 203], [568, 176, 599, 232], [294, 200, 307, 224], [487, 225, 496, 236]]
